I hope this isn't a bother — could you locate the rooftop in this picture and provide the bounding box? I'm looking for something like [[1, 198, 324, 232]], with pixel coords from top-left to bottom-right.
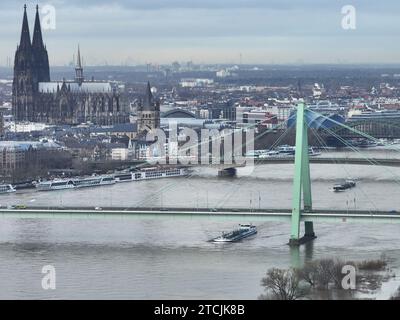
[[0, 140, 62, 151], [38, 82, 112, 94]]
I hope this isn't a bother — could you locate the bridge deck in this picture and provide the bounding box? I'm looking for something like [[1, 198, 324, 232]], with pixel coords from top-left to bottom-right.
[[1, 207, 400, 224]]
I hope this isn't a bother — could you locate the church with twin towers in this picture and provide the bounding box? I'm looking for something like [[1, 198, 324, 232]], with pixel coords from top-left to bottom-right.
[[12, 5, 129, 125]]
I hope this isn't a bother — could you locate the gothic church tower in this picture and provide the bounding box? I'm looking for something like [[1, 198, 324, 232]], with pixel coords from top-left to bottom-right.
[[12, 5, 50, 121], [32, 5, 50, 83], [137, 82, 160, 134]]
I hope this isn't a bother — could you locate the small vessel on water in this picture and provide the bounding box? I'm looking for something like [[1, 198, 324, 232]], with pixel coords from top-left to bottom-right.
[[308, 147, 322, 157], [275, 146, 321, 157], [212, 224, 257, 243], [246, 146, 321, 159], [257, 150, 280, 159], [349, 139, 377, 148], [275, 145, 295, 155], [0, 184, 16, 194], [333, 180, 356, 192]]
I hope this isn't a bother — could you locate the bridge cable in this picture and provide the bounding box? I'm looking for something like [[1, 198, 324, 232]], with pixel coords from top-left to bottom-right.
[[309, 126, 380, 212], [214, 118, 297, 210], [133, 115, 296, 209], [313, 122, 400, 212], [308, 109, 400, 156], [320, 125, 400, 191]]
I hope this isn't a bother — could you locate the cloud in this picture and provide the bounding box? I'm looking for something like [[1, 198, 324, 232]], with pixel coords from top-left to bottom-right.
[[46, 0, 400, 13], [50, 0, 298, 10], [1, 0, 400, 64]]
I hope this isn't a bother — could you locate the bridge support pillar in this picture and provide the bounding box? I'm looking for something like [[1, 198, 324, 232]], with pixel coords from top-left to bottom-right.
[[304, 221, 315, 238], [289, 221, 317, 246], [289, 103, 316, 246]]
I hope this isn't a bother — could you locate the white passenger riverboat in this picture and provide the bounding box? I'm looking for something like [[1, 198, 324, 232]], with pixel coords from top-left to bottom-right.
[[246, 146, 321, 159], [36, 175, 115, 191], [0, 184, 16, 194], [36, 167, 188, 191], [36, 179, 76, 191], [73, 176, 115, 188], [114, 167, 189, 182]]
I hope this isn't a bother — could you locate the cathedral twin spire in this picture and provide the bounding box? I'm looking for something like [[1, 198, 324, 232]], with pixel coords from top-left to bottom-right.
[[16, 4, 50, 83], [16, 5, 84, 88], [19, 5, 45, 51], [19, 5, 31, 50], [32, 5, 45, 50]]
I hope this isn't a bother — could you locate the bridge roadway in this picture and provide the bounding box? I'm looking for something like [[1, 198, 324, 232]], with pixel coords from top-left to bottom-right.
[[1, 207, 400, 224], [85, 157, 400, 170]]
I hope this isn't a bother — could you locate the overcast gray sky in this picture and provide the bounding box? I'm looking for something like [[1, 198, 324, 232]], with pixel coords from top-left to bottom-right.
[[1, 0, 400, 66]]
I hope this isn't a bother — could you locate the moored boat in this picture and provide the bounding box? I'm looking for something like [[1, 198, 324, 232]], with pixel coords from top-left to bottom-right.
[[36, 179, 76, 191], [13, 180, 37, 190], [36, 175, 115, 191], [115, 166, 189, 182], [247, 146, 321, 159], [275, 145, 295, 155], [0, 184, 16, 194], [73, 175, 115, 188]]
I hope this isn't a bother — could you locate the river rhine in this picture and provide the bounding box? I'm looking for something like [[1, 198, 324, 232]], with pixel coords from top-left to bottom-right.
[[1, 149, 400, 299]]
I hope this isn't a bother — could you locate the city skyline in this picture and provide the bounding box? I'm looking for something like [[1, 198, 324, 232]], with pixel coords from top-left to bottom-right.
[[1, 1, 400, 66]]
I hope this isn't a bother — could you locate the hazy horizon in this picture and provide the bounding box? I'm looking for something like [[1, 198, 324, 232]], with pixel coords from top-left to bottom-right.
[[1, 1, 400, 66]]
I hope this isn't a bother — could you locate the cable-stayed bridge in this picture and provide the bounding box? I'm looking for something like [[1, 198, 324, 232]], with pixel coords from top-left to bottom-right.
[[2, 104, 400, 246]]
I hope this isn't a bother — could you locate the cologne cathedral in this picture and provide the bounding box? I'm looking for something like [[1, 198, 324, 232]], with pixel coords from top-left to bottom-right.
[[12, 5, 129, 125]]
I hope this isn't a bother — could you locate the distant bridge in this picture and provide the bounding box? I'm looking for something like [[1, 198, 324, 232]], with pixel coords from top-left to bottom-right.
[[181, 157, 400, 168], [254, 157, 400, 167], [79, 155, 400, 171], [325, 119, 400, 139]]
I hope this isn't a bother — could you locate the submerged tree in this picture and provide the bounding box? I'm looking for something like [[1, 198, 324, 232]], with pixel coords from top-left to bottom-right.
[[260, 257, 392, 300], [390, 286, 400, 300], [259, 268, 309, 300]]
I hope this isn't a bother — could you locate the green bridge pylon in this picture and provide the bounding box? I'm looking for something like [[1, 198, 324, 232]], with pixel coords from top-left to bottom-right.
[[289, 103, 316, 246]]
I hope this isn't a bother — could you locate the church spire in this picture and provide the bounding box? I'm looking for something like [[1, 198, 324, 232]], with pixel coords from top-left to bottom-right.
[[19, 4, 31, 50], [32, 5, 45, 49], [143, 82, 153, 107], [76, 45, 82, 69], [31, 4, 50, 82], [75, 45, 84, 85]]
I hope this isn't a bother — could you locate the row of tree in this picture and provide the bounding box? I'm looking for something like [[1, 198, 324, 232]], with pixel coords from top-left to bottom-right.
[[260, 256, 392, 300]]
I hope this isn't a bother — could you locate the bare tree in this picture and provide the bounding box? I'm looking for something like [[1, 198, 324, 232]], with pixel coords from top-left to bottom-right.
[[315, 259, 335, 289], [298, 259, 344, 290], [330, 259, 349, 289], [390, 286, 400, 300], [260, 268, 309, 300], [297, 261, 318, 287]]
